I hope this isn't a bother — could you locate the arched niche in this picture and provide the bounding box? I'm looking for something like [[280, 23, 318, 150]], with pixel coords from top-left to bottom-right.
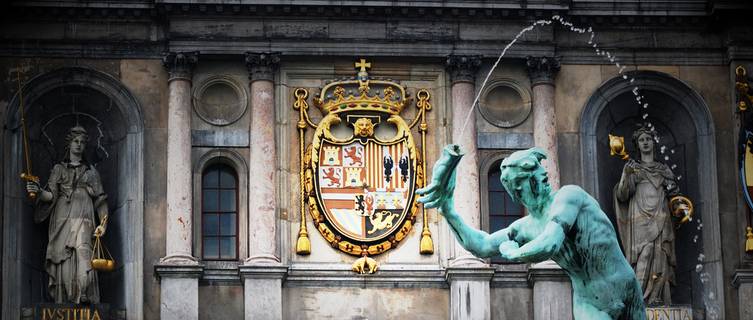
[[580, 71, 723, 317], [3, 67, 144, 320]]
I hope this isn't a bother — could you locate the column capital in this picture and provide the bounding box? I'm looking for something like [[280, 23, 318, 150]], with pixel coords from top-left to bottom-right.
[[526, 56, 560, 86], [445, 55, 482, 84], [162, 51, 199, 82], [245, 52, 281, 82]]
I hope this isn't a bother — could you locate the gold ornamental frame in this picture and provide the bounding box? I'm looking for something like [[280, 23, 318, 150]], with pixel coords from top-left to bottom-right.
[[293, 59, 433, 274]]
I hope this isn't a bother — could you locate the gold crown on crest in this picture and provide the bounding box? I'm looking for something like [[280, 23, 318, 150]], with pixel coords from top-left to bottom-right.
[[313, 59, 409, 115]]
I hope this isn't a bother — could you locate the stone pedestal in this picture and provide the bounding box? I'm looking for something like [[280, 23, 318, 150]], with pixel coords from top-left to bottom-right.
[[155, 265, 203, 320], [732, 269, 753, 319], [445, 55, 485, 266], [239, 265, 288, 320], [526, 56, 561, 190], [446, 266, 495, 320], [528, 260, 572, 320], [158, 52, 201, 320]]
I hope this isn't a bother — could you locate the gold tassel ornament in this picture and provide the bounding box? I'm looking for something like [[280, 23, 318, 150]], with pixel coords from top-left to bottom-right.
[[746, 227, 753, 253], [294, 88, 312, 255]]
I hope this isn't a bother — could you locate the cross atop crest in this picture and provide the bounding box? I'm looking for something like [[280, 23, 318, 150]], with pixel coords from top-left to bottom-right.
[[355, 59, 371, 73]]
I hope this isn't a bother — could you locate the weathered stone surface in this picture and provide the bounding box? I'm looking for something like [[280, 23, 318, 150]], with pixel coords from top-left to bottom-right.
[[491, 287, 533, 320], [160, 277, 199, 320], [283, 287, 449, 319], [120, 60, 168, 129], [529, 261, 572, 320], [191, 129, 249, 147], [477, 132, 534, 149], [557, 133, 581, 186], [198, 285, 243, 320], [554, 64, 601, 133], [447, 267, 495, 320]]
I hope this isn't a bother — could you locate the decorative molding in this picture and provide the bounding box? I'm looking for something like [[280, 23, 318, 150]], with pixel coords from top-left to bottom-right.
[[446, 265, 496, 283], [445, 55, 482, 84], [192, 75, 248, 126], [527, 261, 569, 284], [162, 51, 199, 82], [478, 78, 532, 128], [155, 264, 204, 279], [491, 268, 530, 289], [239, 265, 289, 280], [285, 263, 448, 288], [526, 56, 560, 86], [245, 52, 281, 82], [732, 269, 753, 288]]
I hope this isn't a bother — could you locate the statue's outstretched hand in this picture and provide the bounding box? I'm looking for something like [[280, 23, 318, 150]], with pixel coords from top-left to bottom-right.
[[417, 145, 463, 211]]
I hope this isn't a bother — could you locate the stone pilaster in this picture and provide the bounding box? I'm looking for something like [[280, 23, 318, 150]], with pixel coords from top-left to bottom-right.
[[733, 269, 753, 319], [157, 51, 201, 320], [244, 52, 281, 265], [528, 260, 572, 320], [526, 56, 561, 190], [445, 55, 485, 267], [446, 266, 495, 320], [243, 52, 284, 320]]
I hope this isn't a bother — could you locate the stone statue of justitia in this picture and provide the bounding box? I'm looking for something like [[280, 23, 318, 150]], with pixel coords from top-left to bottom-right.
[[614, 124, 679, 306], [26, 125, 109, 304]]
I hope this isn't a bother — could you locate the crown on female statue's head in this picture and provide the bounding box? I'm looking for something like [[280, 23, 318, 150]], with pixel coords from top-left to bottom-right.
[[313, 59, 409, 115]]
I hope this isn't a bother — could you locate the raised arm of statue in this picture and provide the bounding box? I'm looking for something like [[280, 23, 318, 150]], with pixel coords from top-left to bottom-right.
[[417, 145, 512, 258]]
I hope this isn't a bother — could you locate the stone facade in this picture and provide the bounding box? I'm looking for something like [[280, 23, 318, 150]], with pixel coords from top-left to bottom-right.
[[1, 1, 753, 319]]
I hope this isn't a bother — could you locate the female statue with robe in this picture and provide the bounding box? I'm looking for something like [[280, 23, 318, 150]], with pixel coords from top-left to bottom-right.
[[614, 125, 679, 306], [26, 125, 109, 304]]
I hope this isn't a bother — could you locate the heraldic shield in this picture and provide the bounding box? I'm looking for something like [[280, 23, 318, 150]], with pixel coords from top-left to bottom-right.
[[293, 59, 434, 273]]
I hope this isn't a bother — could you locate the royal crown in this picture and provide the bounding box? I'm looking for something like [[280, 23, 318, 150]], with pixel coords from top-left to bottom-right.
[[313, 59, 410, 115]]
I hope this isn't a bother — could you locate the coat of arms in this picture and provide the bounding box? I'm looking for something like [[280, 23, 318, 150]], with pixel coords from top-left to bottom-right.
[[293, 59, 433, 273]]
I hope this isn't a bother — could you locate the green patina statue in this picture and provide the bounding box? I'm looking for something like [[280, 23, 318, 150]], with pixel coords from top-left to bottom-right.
[[418, 145, 646, 320]]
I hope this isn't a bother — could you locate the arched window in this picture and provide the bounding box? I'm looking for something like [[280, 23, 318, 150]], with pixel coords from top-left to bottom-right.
[[201, 163, 238, 260], [487, 159, 524, 234]]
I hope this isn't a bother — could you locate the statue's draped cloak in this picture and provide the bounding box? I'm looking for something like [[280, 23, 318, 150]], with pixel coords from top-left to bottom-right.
[[614, 160, 678, 305], [35, 162, 107, 304]]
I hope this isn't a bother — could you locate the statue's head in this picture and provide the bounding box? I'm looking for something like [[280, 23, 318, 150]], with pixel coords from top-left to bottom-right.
[[631, 123, 658, 156], [499, 147, 551, 207], [65, 125, 89, 157]]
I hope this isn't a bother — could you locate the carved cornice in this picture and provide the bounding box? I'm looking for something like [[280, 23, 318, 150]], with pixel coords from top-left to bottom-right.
[[526, 56, 560, 86], [445, 55, 482, 84], [245, 52, 281, 82], [162, 51, 199, 82]]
